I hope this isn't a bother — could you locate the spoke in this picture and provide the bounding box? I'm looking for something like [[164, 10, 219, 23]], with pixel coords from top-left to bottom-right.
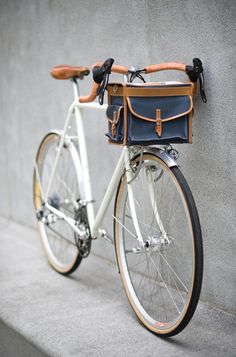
[[125, 214, 160, 233], [113, 215, 138, 240], [144, 250, 153, 306], [158, 250, 189, 293], [125, 213, 161, 239], [149, 254, 181, 315], [127, 255, 149, 269], [56, 173, 77, 204], [149, 256, 162, 312], [136, 261, 150, 294], [125, 248, 147, 254], [163, 250, 186, 304], [163, 253, 182, 264], [46, 224, 76, 246], [165, 196, 183, 230], [128, 254, 149, 284], [45, 156, 74, 199], [44, 161, 78, 208], [125, 207, 149, 238]]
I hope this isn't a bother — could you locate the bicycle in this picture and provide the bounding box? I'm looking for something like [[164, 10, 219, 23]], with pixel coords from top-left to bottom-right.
[[33, 58, 205, 337]]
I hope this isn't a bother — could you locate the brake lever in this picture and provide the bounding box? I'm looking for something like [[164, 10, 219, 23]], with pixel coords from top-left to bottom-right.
[[186, 58, 207, 103], [97, 73, 110, 105], [93, 58, 114, 105], [199, 72, 207, 103]]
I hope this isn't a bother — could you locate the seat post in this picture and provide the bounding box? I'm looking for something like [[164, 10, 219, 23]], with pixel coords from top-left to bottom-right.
[[71, 77, 80, 100]]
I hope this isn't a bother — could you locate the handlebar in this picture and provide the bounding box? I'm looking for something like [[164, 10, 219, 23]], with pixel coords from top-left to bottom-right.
[[93, 61, 129, 75], [79, 58, 206, 103], [145, 62, 186, 74]]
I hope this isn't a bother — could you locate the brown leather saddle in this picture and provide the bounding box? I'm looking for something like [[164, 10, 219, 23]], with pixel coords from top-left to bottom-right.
[[51, 65, 90, 80]]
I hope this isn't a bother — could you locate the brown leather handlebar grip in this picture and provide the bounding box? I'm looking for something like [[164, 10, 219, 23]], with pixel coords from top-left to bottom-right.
[[79, 62, 129, 103], [91, 62, 129, 74], [111, 64, 129, 74], [79, 82, 100, 103], [145, 62, 186, 74]]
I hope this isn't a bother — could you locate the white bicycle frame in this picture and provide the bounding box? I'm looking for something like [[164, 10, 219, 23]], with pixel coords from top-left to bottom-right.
[[35, 80, 146, 243]]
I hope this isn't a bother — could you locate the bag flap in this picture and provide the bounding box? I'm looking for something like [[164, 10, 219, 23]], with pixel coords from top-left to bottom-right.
[[106, 105, 123, 123], [127, 95, 193, 122]]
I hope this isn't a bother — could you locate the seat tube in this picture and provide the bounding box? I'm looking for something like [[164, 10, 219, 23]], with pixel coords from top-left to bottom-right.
[[124, 147, 144, 246], [74, 105, 95, 229]]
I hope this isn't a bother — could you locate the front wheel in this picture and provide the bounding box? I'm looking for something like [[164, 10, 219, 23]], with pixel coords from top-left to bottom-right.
[[114, 153, 203, 337]]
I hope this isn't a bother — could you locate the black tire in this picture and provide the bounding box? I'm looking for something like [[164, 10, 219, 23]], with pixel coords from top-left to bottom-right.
[[114, 153, 203, 337], [33, 132, 83, 275]]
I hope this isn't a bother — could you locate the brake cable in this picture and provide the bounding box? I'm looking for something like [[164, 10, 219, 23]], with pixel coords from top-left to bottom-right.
[[130, 70, 146, 83]]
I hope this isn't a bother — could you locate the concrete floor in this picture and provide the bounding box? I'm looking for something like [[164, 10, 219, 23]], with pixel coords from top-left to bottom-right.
[[0, 217, 235, 357]]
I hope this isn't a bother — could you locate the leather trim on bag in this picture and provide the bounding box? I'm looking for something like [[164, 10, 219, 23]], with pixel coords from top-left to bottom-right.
[[155, 109, 162, 136], [126, 96, 193, 123], [106, 106, 123, 124], [124, 87, 193, 97], [188, 111, 193, 143], [108, 83, 194, 97]]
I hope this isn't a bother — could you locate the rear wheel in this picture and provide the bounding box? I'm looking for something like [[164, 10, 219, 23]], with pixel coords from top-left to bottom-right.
[[33, 132, 84, 274], [114, 153, 203, 336]]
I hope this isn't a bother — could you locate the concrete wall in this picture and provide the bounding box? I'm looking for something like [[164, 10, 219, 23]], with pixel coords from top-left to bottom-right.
[[0, 0, 235, 314]]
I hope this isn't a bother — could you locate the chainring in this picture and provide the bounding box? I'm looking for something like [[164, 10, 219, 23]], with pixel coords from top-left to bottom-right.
[[74, 204, 91, 258]]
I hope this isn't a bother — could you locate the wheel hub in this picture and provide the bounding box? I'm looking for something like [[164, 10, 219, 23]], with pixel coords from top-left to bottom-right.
[[145, 233, 173, 252]]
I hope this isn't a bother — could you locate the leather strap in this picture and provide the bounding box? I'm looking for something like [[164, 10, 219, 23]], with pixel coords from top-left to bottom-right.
[[155, 110, 162, 136], [108, 84, 194, 97]]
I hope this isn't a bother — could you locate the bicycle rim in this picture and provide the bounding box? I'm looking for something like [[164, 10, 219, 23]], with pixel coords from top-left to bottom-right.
[[33, 132, 82, 274], [114, 153, 203, 336]]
